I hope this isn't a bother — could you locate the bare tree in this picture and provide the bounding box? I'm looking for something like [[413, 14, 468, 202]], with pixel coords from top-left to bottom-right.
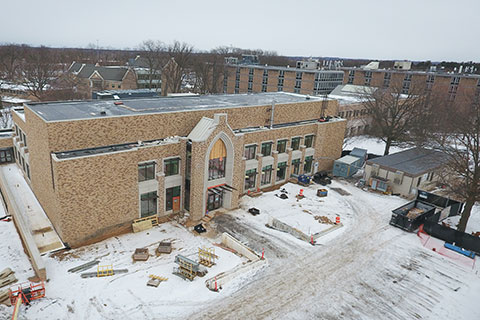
[[0, 44, 23, 81], [360, 80, 429, 155], [428, 93, 480, 232], [162, 41, 194, 95], [191, 51, 226, 94], [21, 46, 61, 100], [136, 40, 167, 90]]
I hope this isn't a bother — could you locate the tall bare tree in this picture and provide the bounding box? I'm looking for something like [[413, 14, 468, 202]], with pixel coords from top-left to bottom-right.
[[136, 40, 167, 90], [162, 41, 194, 95], [191, 50, 226, 94], [21, 46, 61, 100], [360, 80, 429, 155], [428, 93, 480, 232], [0, 44, 23, 81]]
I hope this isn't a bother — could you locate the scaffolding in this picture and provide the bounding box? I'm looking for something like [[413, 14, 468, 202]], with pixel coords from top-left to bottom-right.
[[173, 255, 201, 281], [198, 247, 218, 267]]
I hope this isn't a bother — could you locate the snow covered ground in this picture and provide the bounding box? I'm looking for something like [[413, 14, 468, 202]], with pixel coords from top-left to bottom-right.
[[1, 179, 479, 319], [344, 135, 409, 155]]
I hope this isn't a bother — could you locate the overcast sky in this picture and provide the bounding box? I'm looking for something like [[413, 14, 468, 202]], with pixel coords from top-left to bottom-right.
[[1, 0, 479, 62]]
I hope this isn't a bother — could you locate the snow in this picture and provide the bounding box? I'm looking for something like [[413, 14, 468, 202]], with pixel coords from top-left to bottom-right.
[[344, 134, 408, 155], [443, 204, 480, 234], [1, 178, 479, 319], [237, 183, 350, 236]]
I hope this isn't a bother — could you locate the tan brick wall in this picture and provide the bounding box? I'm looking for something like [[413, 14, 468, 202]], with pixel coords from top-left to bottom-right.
[[28, 99, 338, 152], [52, 141, 183, 246], [18, 98, 345, 246], [0, 136, 13, 148]]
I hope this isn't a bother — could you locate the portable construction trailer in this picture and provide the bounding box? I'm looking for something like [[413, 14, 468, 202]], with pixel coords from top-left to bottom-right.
[[333, 155, 362, 178]]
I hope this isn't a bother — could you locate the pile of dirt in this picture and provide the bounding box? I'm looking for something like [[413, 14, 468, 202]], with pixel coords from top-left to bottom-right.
[[314, 216, 334, 224]]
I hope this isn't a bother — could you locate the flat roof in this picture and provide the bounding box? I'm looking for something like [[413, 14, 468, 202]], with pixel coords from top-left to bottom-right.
[[27, 92, 321, 122]]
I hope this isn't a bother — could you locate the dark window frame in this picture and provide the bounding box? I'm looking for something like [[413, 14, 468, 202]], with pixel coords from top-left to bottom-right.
[[164, 158, 180, 176], [138, 162, 156, 182]]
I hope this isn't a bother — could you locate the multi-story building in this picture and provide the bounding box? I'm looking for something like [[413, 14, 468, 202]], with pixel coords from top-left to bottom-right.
[[328, 84, 374, 136], [342, 65, 480, 101], [10, 92, 345, 247], [224, 62, 344, 96]]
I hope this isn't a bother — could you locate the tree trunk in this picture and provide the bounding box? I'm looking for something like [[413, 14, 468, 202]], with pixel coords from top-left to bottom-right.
[[384, 138, 392, 156], [457, 198, 474, 232]]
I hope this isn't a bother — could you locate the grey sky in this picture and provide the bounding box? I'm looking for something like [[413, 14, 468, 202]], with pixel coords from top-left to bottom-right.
[[1, 0, 479, 62]]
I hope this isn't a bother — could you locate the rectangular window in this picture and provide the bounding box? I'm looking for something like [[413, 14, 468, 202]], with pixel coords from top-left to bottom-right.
[[291, 137, 301, 151], [276, 162, 287, 181], [244, 169, 257, 191], [138, 162, 155, 182], [304, 156, 313, 173], [261, 165, 272, 185], [261, 142, 272, 157], [304, 135, 314, 148], [140, 191, 157, 217], [291, 158, 301, 175], [244, 145, 256, 160], [164, 158, 180, 176], [165, 186, 181, 211], [277, 139, 287, 153], [209, 158, 226, 180], [26, 164, 30, 179], [0, 149, 13, 163]]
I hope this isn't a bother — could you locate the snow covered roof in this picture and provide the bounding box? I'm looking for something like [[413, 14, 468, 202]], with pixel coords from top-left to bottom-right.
[[27, 92, 317, 122], [336, 155, 361, 165], [69, 62, 130, 81], [366, 147, 448, 176], [187, 117, 216, 142]]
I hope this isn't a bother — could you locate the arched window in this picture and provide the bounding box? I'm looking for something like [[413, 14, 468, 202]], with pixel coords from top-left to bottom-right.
[[208, 139, 226, 180]]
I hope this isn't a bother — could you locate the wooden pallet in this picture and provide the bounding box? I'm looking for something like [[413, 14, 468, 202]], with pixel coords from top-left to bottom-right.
[[149, 275, 168, 282]]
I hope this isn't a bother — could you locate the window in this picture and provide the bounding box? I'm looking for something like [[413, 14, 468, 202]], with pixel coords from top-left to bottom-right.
[[261, 165, 272, 185], [22, 133, 27, 147], [292, 158, 301, 175], [244, 169, 257, 190], [291, 137, 301, 151], [164, 158, 180, 176], [0, 149, 13, 163], [26, 164, 30, 180], [276, 162, 287, 181], [165, 186, 181, 211], [138, 162, 155, 182], [261, 142, 272, 157], [304, 156, 313, 173], [277, 139, 287, 153], [209, 139, 227, 180], [209, 158, 225, 180], [140, 191, 157, 217], [348, 70, 355, 84], [244, 145, 256, 160]]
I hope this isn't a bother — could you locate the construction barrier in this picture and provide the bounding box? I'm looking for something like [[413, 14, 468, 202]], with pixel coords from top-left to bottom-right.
[[423, 221, 480, 254]]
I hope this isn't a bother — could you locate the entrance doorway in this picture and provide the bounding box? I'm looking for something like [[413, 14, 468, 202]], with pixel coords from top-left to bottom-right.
[[207, 189, 224, 212]]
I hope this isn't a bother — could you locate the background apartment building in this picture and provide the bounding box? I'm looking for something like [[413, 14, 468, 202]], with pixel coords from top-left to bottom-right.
[[342, 65, 480, 101], [10, 93, 345, 247], [224, 58, 344, 96]]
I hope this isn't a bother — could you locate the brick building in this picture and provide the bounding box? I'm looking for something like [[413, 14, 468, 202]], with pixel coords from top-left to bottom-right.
[[342, 66, 480, 101], [10, 93, 345, 246], [68, 62, 138, 97], [223, 63, 344, 96]]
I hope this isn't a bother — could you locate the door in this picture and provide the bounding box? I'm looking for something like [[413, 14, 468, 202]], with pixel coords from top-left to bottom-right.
[[172, 196, 180, 212]]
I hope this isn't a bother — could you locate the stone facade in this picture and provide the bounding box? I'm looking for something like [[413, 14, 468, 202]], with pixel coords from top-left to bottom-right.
[[11, 95, 346, 247]]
